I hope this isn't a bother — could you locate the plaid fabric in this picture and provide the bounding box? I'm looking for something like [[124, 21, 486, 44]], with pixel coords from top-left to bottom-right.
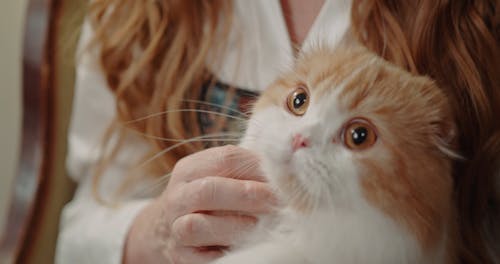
[[197, 81, 259, 147]]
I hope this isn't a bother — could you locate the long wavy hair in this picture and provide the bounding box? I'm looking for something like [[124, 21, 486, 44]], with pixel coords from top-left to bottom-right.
[[88, 0, 499, 263]]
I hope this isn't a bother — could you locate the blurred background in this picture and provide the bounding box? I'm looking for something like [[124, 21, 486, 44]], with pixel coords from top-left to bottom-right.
[[0, 0, 27, 237], [0, 1, 84, 262]]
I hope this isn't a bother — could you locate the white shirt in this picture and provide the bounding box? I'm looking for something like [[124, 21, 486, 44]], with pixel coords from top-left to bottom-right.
[[56, 1, 351, 263]]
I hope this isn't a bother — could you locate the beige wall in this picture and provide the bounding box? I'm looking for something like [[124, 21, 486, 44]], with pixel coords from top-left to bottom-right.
[[0, 0, 28, 235]]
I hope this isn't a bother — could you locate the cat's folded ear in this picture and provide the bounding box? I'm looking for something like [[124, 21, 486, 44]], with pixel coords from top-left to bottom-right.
[[434, 118, 463, 160], [421, 80, 463, 160]]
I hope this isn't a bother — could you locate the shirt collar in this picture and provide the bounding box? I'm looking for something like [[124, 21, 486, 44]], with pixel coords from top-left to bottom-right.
[[207, 0, 352, 92]]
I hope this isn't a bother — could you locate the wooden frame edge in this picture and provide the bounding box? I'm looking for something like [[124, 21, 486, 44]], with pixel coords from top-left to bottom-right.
[[0, 0, 57, 262]]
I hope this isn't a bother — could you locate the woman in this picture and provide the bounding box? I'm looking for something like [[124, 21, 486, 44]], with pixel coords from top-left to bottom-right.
[[56, 0, 500, 263]]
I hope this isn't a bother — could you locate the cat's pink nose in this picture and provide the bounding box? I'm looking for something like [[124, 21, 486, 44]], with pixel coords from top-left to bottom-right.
[[292, 134, 310, 152]]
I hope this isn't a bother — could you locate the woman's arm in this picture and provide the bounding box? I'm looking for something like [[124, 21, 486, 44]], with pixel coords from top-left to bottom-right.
[[57, 18, 277, 264], [56, 18, 154, 264]]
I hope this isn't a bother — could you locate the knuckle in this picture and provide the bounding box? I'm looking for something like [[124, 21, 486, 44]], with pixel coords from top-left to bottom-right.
[[224, 145, 241, 155], [221, 144, 239, 154], [172, 214, 198, 243], [241, 182, 273, 205], [218, 145, 240, 162], [190, 177, 217, 206], [242, 181, 258, 199], [166, 187, 186, 214], [172, 156, 190, 177]]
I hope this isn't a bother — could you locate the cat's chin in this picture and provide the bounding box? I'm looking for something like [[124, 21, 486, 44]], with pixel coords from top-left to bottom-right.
[[257, 159, 322, 213], [262, 171, 321, 213]]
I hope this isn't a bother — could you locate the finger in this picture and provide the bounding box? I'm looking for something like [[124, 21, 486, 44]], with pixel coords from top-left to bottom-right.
[[172, 213, 257, 247], [166, 245, 222, 264], [172, 145, 265, 183], [174, 176, 277, 215]]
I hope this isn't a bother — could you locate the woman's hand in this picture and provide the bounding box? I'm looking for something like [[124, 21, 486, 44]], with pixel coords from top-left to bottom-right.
[[124, 145, 277, 264]]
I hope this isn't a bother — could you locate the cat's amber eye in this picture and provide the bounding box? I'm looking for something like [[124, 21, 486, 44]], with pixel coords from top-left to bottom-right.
[[343, 119, 377, 150], [287, 86, 309, 116]]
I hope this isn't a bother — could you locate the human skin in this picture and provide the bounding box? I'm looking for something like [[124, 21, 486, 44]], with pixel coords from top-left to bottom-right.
[[124, 146, 277, 263]]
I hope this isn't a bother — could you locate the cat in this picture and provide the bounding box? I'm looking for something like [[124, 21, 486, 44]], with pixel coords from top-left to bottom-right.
[[212, 44, 458, 264]]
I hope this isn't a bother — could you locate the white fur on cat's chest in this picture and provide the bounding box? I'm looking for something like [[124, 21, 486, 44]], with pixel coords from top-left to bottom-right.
[[213, 204, 424, 264]]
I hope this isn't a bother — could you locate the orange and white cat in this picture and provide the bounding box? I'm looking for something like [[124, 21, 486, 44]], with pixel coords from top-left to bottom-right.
[[213, 45, 458, 264]]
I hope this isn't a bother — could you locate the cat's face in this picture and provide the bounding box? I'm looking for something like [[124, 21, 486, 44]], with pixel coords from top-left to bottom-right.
[[241, 46, 456, 247]]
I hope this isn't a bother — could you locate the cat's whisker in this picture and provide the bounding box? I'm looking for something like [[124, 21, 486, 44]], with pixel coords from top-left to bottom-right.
[[151, 137, 241, 143], [307, 157, 332, 210], [130, 136, 252, 197], [137, 133, 244, 168], [124, 109, 247, 125], [306, 155, 330, 208], [237, 133, 265, 143], [128, 129, 243, 143], [132, 172, 172, 197], [233, 162, 259, 180], [219, 158, 259, 180], [181, 99, 250, 117], [221, 151, 260, 176], [289, 183, 310, 210]]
